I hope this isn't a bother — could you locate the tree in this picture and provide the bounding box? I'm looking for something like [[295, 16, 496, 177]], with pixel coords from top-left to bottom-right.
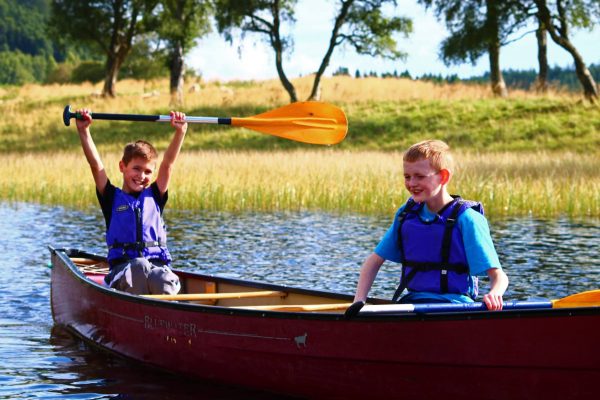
[[533, 6, 550, 92], [49, 0, 155, 97], [533, 0, 598, 101], [215, 0, 300, 102], [214, 0, 411, 102], [307, 0, 411, 100], [0, 0, 54, 57], [420, 0, 527, 97], [149, 0, 212, 105]]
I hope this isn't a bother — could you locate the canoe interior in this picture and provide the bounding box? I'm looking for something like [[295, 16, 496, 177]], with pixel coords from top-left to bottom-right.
[[68, 252, 384, 312]]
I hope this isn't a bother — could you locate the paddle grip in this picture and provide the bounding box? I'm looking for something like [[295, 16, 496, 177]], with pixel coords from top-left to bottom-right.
[[63, 105, 160, 126]]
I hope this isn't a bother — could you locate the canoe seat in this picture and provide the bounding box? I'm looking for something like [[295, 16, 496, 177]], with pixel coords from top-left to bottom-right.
[[87, 274, 107, 286]]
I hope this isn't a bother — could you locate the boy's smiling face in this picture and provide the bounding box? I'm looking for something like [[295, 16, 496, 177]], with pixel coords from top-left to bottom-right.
[[403, 158, 444, 204], [119, 157, 156, 194]]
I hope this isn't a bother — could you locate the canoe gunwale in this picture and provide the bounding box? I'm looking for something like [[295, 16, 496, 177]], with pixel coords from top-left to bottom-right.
[[49, 246, 600, 322]]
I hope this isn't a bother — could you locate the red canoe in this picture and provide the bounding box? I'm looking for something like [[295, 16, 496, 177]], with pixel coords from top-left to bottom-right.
[[49, 247, 600, 399]]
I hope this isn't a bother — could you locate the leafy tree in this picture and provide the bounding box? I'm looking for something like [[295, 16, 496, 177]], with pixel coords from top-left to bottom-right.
[[214, 0, 411, 102], [0, 0, 54, 56], [420, 0, 528, 97], [148, 0, 212, 105], [215, 0, 299, 102], [533, 0, 599, 101], [0, 50, 56, 84], [119, 35, 167, 80], [49, 0, 156, 97]]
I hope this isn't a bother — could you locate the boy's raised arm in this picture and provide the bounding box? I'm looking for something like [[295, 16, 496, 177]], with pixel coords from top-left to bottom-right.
[[156, 111, 187, 196], [75, 109, 108, 195]]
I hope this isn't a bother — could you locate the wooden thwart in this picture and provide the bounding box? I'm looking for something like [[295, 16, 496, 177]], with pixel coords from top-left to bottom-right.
[[143, 290, 287, 301], [232, 303, 354, 312]]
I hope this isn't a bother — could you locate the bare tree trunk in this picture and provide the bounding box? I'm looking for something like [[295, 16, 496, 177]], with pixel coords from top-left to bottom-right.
[[488, 45, 507, 97], [486, 0, 507, 97], [170, 41, 185, 106], [103, 52, 123, 98], [101, 1, 141, 98], [535, 15, 548, 93], [270, 0, 297, 103], [274, 44, 298, 103], [535, 0, 598, 102], [308, 0, 353, 101]]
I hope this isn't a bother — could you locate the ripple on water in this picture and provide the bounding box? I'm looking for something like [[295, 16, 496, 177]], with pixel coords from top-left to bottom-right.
[[0, 202, 599, 399]]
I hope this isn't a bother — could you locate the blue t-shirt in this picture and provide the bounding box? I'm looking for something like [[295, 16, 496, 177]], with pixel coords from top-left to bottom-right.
[[375, 202, 502, 303]]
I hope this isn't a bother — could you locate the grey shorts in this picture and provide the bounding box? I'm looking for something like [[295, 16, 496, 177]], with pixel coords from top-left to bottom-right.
[[104, 257, 181, 295]]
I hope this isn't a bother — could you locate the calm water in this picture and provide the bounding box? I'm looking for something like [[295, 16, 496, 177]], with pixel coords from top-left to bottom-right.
[[1, 202, 599, 399]]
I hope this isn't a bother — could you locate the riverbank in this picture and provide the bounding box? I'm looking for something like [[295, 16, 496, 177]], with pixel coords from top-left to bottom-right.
[[2, 76, 598, 217], [1, 76, 598, 153], [1, 150, 598, 218]]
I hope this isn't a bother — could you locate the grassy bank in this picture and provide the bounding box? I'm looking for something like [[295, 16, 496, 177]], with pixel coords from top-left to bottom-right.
[[1, 77, 598, 218], [1, 150, 598, 219], [1, 76, 598, 153]]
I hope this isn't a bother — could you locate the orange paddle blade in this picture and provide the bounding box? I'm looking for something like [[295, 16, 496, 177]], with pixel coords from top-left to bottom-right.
[[552, 289, 600, 308], [231, 101, 347, 145]]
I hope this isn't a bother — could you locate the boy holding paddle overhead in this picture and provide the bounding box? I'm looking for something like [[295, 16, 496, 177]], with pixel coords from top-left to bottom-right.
[[351, 140, 508, 311], [74, 108, 187, 295]]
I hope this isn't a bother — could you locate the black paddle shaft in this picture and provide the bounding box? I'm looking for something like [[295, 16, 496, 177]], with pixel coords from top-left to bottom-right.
[[63, 105, 160, 126]]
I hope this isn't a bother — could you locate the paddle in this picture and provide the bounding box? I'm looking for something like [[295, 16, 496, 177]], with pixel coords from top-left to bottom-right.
[[344, 289, 600, 318], [62, 101, 348, 145]]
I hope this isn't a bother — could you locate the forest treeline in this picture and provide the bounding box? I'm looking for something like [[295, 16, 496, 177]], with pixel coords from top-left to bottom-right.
[[333, 64, 600, 92], [1, 0, 599, 102]]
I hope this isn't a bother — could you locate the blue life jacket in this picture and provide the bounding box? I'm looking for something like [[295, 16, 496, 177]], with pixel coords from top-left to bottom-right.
[[106, 187, 171, 267], [391, 196, 483, 302]]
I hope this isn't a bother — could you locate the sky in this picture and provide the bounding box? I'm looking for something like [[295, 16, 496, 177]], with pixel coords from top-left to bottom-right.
[[187, 0, 599, 82]]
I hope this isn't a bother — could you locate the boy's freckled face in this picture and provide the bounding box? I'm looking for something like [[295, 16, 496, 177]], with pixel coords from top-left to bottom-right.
[[403, 158, 443, 203], [119, 157, 156, 194]]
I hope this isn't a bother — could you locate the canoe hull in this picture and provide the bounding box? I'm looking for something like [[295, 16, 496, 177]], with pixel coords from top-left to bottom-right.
[[50, 249, 600, 399]]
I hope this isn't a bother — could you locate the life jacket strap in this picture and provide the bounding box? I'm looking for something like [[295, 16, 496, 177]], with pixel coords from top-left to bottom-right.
[[439, 200, 464, 293], [392, 199, 416, 302], [108, 241, 165, 251]]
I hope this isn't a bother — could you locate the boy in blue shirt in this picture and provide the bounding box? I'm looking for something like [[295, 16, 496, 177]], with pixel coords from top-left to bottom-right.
[[352, 140, 508, 310]]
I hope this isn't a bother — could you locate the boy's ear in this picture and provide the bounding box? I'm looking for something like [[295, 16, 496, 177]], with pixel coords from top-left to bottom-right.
[[119, 160, 125, 172], [439, 169, 451, 184]]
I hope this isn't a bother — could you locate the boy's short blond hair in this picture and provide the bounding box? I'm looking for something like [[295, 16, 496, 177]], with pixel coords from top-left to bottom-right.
[[122, 140, 158, 165], [403, 140, 454, 172]]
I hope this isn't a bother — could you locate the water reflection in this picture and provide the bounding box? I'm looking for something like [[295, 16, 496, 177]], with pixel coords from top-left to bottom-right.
[[0, 202, 599, 399]]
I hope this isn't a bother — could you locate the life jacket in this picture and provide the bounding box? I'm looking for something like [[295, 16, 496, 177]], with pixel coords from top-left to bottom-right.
[[391, 196, 482, 302], [106, 187, 171, 267]]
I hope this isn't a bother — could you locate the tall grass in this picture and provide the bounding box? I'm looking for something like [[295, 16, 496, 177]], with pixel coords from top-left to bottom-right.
[[1, 150, 598, 219], [1, 77, 598, 218]]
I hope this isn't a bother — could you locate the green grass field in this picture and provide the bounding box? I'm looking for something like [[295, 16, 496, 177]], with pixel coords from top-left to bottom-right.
[[1, 77, 599, 218]]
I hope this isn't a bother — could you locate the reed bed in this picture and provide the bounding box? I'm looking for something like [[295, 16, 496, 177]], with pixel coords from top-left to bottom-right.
[[1, 77, 597, 219], [1, 150, 598, 219]]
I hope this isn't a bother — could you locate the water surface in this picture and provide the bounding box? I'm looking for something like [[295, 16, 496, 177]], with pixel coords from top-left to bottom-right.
[[1, 202, 598, 399]]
